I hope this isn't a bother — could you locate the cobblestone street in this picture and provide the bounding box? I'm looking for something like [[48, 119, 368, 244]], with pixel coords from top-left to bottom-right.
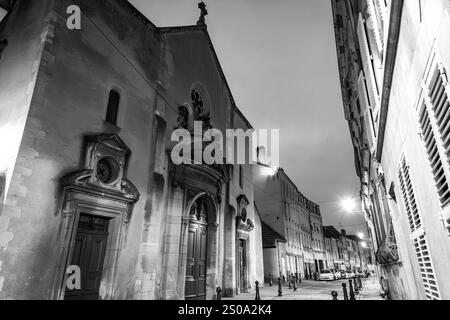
[[224, 277, 384, 301]]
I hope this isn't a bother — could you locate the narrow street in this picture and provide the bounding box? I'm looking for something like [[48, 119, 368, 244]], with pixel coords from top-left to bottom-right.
[[224, 277, 384, 301]]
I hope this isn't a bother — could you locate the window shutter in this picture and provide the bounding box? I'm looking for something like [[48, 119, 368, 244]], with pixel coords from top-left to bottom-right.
[[357, 14, 379, 109], [358, 71, 376, 148], [419, 66, 450, 207], [398, 157, 441, 300], [366, 0, 383, 53]]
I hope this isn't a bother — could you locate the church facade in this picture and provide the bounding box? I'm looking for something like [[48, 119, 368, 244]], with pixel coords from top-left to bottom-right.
[[0, 0, 263, 300]]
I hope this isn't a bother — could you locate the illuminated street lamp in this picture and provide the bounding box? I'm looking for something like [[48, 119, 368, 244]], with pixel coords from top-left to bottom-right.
[[341, 198, 357, 212]]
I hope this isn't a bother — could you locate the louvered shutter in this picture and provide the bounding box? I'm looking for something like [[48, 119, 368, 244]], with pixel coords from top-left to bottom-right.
[[357, 14, 379, 109], [398, 157, 441, 300], [419, 66, 450, 206], [366, 0, 383, 53], [358, 71, 376, 148]]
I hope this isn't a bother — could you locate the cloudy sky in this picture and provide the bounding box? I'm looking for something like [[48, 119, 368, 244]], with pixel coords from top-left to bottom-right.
[[130, 0, 366, 235]]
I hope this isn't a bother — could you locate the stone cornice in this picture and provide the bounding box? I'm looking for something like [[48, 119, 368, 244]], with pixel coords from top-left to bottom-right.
[[376, 0, 404, 161]]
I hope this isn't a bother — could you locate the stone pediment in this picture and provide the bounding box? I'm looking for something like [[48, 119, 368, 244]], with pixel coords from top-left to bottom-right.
[[61, 134, 139, 204]]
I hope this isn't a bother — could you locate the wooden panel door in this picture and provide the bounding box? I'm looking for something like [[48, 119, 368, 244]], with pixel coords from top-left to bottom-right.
[[239, 239, 247, 293], [65, 214, 109, 300], [185, 223, 207, 300]]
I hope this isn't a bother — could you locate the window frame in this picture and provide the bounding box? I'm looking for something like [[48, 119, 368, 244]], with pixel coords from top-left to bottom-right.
[[103, 85, 126, 129]]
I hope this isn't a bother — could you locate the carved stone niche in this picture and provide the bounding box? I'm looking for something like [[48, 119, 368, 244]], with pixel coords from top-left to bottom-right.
[[236, 194, 254, 232], [62, 134, 140, 204]]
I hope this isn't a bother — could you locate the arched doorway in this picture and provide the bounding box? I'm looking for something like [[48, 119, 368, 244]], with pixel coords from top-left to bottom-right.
[[184, 195, 213, 300]]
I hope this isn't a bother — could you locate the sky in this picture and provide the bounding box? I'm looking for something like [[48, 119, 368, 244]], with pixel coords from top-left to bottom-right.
[[129, 0, 366, 236]]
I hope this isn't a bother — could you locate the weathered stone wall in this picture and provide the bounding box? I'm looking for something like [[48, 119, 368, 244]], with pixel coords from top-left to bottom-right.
[[0, 0, 165, 299], [381, 0, 450, 300], [0, 0, 58, 298]]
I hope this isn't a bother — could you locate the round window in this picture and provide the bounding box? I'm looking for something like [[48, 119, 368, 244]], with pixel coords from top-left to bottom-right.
[[96, 157, 120, 184]]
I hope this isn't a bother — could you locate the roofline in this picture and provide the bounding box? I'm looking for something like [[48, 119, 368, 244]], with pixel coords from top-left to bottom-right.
[[159, 24, 254, 130], [121, 0, 157, 30], [261, 221, 287, 243]]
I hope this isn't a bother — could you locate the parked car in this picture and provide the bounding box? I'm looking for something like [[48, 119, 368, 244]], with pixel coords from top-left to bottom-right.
[[356, 270, 365, 277], [318, 269, 335, 281], [333, 270, 342, 280], [346, 270, 356, 278]]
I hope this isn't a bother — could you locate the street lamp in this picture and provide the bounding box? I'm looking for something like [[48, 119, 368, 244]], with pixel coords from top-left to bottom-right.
[[341, 198, 357, 212]]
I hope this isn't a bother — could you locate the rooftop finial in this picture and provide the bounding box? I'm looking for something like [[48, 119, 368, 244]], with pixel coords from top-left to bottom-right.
[[197, 1, 208, 26]]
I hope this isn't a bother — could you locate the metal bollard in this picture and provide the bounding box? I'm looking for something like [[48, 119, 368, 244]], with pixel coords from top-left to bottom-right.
[[331, 291, 338, 300], [255, 281, 261, 300], [342, 283, 348, 300], [269, 274, 273, 287], [278, 277, 283, 297], [216, 287, 222, 300], [349, 279, 356, 300]]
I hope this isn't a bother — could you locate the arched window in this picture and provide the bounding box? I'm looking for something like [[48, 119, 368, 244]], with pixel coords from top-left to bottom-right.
[[106, 89, 120, 126], [0, 39, 8, 59], [239, 165, 244, 188]]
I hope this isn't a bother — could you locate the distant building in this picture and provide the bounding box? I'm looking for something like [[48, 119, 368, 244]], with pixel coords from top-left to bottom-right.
[[254, 167, 325, 281], [323, 226, 371, 273], [332, 0, 450, 299]]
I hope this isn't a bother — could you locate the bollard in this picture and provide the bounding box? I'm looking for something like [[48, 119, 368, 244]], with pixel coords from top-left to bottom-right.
[[216, 287, 222, 300], [269, 274, 273, 287], [255, 281, 261, 300], [349, 279, 356, 300], [331, 291, 338, 300], [288, 274, 292, 289], [278, 277, 283, 297], [342, 283, 348, 300]]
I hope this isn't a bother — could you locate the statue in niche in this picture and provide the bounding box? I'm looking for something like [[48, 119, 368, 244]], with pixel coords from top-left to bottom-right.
[[177, 105, 189, 130]]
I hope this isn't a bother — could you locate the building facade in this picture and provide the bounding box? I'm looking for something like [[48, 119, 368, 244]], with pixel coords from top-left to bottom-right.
[[333, 0, 450, 300], [323, 226, 371, 273], [254, 167, 325, 281], [309, 202, 326, 275], [0, 0, 264, 300]]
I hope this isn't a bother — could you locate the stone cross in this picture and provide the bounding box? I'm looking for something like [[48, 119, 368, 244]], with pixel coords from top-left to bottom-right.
[[197, 1, 208, 25]]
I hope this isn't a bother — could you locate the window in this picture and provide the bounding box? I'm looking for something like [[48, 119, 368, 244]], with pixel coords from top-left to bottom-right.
[[398, 156, 441, 300], [106, 90, 120, 126], [239, 165, 243, 188], [419, 65, 450, 206]]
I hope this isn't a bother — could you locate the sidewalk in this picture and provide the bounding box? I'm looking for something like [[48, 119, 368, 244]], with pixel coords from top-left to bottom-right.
[[222, 277, 384, 301], [357, 278, 384, 300]]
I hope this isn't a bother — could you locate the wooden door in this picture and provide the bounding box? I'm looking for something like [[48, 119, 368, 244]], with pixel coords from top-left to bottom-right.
[[185, 223, 208, 300], [239, 239, 247, 293], [65, 214, 109, 300]]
